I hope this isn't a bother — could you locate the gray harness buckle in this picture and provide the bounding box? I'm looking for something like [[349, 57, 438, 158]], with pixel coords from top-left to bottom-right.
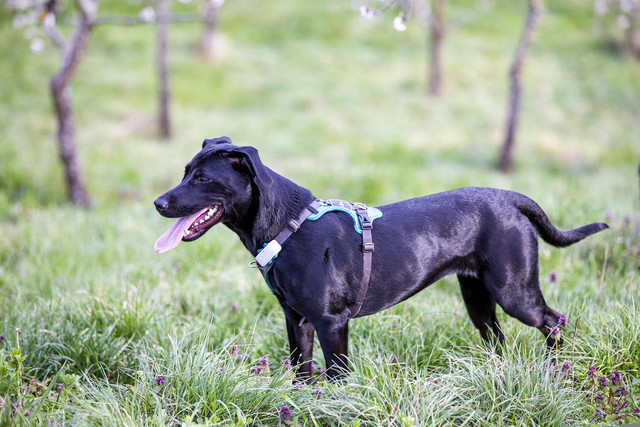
[[288, 219, 301, 232]]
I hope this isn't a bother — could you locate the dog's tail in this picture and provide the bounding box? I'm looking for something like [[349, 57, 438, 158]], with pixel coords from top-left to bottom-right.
[[515, 195, 608, 248]]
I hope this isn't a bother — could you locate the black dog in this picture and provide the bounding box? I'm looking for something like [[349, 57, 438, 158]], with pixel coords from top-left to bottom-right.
[[154, 137, 608, 380]]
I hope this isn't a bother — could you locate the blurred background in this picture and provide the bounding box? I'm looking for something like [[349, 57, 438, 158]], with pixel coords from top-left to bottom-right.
[[0, 0, 639, 423], [1, 0, 638, 213]]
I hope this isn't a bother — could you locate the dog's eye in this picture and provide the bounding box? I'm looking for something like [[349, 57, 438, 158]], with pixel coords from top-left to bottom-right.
[[195, 176, 212, 184]]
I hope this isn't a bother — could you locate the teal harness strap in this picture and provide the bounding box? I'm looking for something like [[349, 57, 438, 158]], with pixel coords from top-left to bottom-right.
[[307, 200, 382, 233], [261, 263, 276, 291]]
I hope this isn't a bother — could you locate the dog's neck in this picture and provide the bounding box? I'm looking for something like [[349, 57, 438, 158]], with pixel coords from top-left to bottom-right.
[[226, 168, 314, 254]]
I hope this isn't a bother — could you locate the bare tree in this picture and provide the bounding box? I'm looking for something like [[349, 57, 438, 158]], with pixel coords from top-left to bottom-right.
[[157, 0, 172, 139], [427, 0, 445, 96], [198, 0, 222, 62], [359, 0, 495, 97], [497, 0, 543, 173], [594, 0, 640, 61], [626, 6, 640, 60], [49, 0, 99, 207]]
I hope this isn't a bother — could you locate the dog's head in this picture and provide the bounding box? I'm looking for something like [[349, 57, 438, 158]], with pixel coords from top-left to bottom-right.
[[153, 136, 272, 253]]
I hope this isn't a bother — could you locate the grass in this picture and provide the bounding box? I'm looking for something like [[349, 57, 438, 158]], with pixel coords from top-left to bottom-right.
[[0, 0, 639, 424]]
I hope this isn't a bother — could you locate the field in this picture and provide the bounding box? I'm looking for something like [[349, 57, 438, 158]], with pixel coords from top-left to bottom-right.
[[1, 0, 639, 424]]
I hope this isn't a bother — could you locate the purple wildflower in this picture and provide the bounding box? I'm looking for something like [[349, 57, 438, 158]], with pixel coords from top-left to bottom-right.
[[310, 362, 316, 373], [292, 382, 303, 391], [251, 366, 262, 376], [557, 315, 568, 327], [230, 303, 238, 312], [611, 370, 621, 386], [319, 368, 326, 374], [587, 366, 597, 379], [561, 362, 572, 374], [595, 392, 605, 401], [0, 334, 5, 342], [280, 359, 292, 370], [634, 406, 640, 417], [593, 409, 603, 418], [24, 411, 30, 417], [389, 354, 399, 364], [313, 388, 324, 397], [230, 345, 238, 355], [598, 376, 609, 387], [550, 327, 561, 338], [613, 386, 628, 397], [154, 375, 166, 386], [47, 419, 53, 425], [258, 356, 269, 366], [278, 405, 292, 423], [392, 320, 398, 328], [549, 271, 558, 283]]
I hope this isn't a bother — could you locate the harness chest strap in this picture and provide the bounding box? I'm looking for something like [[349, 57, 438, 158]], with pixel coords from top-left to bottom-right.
[[352, 205, 374, 318], [255, 199, 376, 319]]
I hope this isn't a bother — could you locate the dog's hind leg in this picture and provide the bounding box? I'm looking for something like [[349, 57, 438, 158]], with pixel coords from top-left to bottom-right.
[[458, 275, 505, 345], [479, 228, 565, 347], [283, 309, 316, 382], [483, 273, 565, 347], [481, 247, 562, 347]]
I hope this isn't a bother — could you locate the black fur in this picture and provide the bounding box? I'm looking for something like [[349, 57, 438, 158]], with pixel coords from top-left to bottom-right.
[[155, 138, 608, 381]]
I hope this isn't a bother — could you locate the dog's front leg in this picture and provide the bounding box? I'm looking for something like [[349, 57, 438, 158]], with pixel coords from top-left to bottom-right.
[[283, 311, 315, 383], [316, 316, 349, 381]]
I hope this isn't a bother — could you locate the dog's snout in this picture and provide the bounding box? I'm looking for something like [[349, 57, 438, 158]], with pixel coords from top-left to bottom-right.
[[154, 196, 169, 212]]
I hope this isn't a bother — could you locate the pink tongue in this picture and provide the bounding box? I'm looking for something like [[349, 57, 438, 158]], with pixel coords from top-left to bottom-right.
[[154, 208, 208, 254]]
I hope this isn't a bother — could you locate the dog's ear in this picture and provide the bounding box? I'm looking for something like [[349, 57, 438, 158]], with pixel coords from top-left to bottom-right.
[[202, 136, 232, 150], [228, 146, 274, 188]]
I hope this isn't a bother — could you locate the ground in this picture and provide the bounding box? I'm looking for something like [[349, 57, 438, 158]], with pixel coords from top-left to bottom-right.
[[0, 0, 639, 425]]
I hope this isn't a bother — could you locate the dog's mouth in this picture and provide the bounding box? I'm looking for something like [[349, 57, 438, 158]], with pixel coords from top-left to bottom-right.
[[154, 203, 224, 254]]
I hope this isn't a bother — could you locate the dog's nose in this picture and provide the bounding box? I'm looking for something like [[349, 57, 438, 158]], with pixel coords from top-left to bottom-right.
[[154, 197, 169, 212]]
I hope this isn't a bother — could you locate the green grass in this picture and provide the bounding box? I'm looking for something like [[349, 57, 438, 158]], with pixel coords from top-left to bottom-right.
[[1, 0, 639, 424]]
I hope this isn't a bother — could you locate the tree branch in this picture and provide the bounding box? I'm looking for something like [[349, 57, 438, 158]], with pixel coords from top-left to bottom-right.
[[93, 12, 204, 26], [41, 14, 67, 49]]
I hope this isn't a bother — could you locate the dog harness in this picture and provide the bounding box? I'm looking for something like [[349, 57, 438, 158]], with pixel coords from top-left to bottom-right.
[[253, 199, 382, 318]]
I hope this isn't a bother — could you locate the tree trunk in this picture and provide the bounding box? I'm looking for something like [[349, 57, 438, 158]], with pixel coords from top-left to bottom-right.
[[498, 0, 542, 173], [198, 0, 219, 62], [50, 0, 98, 208], [428, 0, 445, 97], [157, 0, 172, 139], [625, 6, 640, 62]]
